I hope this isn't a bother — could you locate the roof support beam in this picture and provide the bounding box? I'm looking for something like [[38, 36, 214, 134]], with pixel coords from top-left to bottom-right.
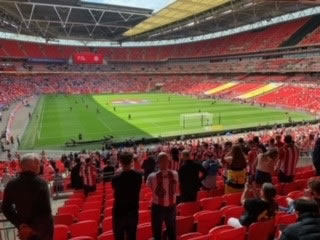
[[0, 0, 151, 17]]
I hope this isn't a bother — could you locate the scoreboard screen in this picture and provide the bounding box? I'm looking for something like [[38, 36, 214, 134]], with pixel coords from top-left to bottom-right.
[[73, 52, 104, 64]]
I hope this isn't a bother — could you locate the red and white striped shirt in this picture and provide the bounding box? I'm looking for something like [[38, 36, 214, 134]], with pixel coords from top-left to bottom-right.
[[278, 144, 300, 176], [248, 147, 262, 176], [147, 170, 179, 207], [80, 163, 97, 186]]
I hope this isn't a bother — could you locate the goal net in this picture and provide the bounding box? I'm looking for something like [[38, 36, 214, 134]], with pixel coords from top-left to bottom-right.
[[180, 112, 213, 128]]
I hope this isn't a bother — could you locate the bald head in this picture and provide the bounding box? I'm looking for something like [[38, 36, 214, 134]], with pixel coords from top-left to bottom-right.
[[20, 153, 41, 174], [182, 150, 191, 161], [158, 152, 169, 171]]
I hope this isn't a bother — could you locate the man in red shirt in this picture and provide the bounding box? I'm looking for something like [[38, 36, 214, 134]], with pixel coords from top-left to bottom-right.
[[277, 135, 300, 183]]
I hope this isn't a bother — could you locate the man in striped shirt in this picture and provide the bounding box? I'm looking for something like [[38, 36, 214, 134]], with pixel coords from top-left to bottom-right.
[[277, 135, 300, 183], [80, 157, 97, 196], [147, 152, 179, 240]]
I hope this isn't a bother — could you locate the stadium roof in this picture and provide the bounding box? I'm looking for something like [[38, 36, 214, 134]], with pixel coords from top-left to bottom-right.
[[0, 0, 319, 43], [0, 0, 152, 41]]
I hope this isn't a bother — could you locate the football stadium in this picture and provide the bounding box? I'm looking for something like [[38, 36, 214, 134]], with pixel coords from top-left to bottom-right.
[[1, 0, 320, 239]]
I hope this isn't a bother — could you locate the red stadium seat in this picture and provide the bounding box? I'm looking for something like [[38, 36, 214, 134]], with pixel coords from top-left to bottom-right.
[[282, 183, 299, 195], [78, 209, 100, 223], [247, 220, 275, 240], [65, 198, 84, 207], [194, 210, 223, 234], [54, 225, 69, 240], [177, 202, 201, 216], [139, 201, 150, 211], [197, 191, 210, 201], [223, 206, 244, 224], [70, 220, 98, 239], [139, 210, 151, 224], [178, 232, 203, 240], [287, 191, 304, 200], [177, 216, 194, 236], [102, 217, 113, 233], [215, 227, 246, 240], [70, 237, 93, 240], [54, 214, 74, 226], [137, 223, 153, 240], [188, 235, 209, 240], [82, 201, 102, 211], [222, 192, 242, 206], [58, 205, 80, 218], [208, 225, 234, 240], [104, 207, 113, 218], [200, 197, 223, 211], [98, 232, 114, 240]]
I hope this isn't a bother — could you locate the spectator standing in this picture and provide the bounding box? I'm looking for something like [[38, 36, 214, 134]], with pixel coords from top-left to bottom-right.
[[112, 152, 142, 240], [80, 157, 97, 196], [277, 135, 300, 183], [103, 159, 115, 183], [71, 157, 83, 189], [178, 150, 207, 202], [280, 198, 320, 240], [247, 140, 261, 181], [147, 152, 179, 240], [141, 151, 156, 182], [312, 138, 320, 176], [224, 145, 247, 193], [1, 153, 53, 240], [202, 155, 220, 190], [255, 149, 278, 185]]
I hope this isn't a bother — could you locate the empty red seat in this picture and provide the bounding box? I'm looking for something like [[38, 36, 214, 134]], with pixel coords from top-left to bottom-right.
[[208, 225, 234, 240], [139, 210, 151, 224], [137, 223, 152, 240], [70, 237, 93, 240], [54, 224, 69, 240], [70, 220, 98, 239], [82, 201, 102, 211], [282, 183, 299, 195], [200, 197, 223, 211], [177, 216, 194, 236], [65, 198, 83, 207], [287, 191, 304, 200], [58, 205, 80, 218], [178, 232, 203, 240], [177, 202, 201, 216], [104, 207, 113, 218], [275, 213, 298, 238], [54, 214, 74, 226], [294, 179, 308, 190], [197, 191, 210, 201], [194, 210, 223, 234], [102, 217, 113, 233], [98, 232, 114, 240], [188, 235, 209, 240], [222, 192, 242, 206], [275, 196, 288, 208], [247, 220, 275, 240], [215, 226, 246, 240], [78, 209, 100, 223], [223, 206, 244, 224], [139, 201, 150, 211]]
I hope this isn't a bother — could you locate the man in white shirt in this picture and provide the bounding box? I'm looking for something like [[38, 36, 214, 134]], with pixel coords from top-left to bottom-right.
[[147, 152, 179, 240]]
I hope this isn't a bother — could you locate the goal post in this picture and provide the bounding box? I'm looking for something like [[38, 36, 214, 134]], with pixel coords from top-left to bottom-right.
[[180, 112, 213, 128]]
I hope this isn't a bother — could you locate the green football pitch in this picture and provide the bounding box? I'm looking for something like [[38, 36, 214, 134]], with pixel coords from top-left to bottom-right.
[[20, 93, 315, 150]]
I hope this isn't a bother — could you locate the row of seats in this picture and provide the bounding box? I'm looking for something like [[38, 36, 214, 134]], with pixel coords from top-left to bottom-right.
[[53, 166, 315, 240], [0, 18, 310, 61]]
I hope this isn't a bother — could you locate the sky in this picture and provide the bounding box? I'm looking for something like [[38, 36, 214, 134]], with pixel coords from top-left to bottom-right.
[[82, 0, 175, 11]]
